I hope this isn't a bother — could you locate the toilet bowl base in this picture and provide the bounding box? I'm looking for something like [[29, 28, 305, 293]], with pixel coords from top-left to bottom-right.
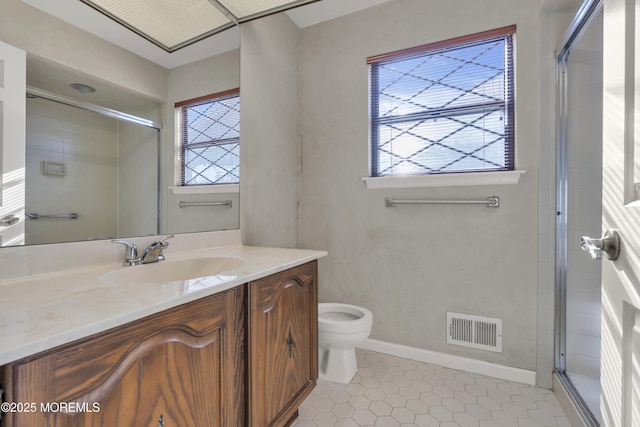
[[318, 346, 358, 384]]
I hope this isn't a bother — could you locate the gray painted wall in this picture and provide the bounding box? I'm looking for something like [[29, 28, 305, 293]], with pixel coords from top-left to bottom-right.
[[240, 0, 548, 374], [240, 13, 301, 248], [297, 0, 541, 372]]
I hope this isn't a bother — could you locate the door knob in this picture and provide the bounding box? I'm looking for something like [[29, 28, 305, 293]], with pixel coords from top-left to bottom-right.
[[580, 229, 620, 261]]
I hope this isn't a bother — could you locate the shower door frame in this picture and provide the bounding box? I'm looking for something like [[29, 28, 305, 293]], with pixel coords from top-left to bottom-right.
[[554, 0, 603, 426]]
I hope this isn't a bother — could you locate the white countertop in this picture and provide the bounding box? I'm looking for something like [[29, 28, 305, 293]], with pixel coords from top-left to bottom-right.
[[0, 243, 326, 365]]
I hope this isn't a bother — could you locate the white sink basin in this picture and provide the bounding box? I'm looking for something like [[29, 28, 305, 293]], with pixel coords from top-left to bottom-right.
[[102, 256, 245, 285]]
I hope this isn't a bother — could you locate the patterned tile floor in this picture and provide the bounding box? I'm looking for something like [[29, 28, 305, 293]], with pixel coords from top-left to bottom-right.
[[292, 349, 570, 427]]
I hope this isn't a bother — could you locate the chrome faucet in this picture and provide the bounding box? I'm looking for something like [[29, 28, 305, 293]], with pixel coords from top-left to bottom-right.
[[112, 239, 140, 266], [141, 235, 174, 264], [112, 235, 174, 266]]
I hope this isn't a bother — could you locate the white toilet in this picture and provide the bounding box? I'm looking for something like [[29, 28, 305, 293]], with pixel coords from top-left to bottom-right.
[[318, 303, 373, 384]]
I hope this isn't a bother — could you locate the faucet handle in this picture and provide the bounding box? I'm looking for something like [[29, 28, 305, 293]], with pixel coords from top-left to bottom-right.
[[157, 235, 174, 259], [112, 239, 140, 266], [159, 234, 174, 246], [154, 235, 174, 251]]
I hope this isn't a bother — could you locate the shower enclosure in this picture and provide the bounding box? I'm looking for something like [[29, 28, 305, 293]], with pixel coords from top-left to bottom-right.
[[24, 89, 161, 245], [555, 0, 603, 425]]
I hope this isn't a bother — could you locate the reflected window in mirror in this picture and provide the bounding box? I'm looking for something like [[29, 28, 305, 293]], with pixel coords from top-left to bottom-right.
[[176, 89, 240, 185]]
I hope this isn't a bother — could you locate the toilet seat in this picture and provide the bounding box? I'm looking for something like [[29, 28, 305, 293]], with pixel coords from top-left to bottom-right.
[[318, 303, 372, 334]]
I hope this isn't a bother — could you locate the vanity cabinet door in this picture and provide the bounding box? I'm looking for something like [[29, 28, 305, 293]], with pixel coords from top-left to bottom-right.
[[247, 261, 318, 427], [0, 287, 245, 427]]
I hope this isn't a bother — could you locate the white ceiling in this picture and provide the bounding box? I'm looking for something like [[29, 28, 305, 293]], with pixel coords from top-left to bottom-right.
[[22, 0, 393, 69], [540, 0, 582, 11], [285, 0, 393, 29]]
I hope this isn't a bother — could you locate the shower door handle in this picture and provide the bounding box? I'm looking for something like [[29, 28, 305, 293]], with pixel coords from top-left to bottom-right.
[[580, 229, 620, 261]]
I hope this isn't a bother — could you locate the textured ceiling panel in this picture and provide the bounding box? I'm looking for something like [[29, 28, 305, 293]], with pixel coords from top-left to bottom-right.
[[79, 0, 319, 53]]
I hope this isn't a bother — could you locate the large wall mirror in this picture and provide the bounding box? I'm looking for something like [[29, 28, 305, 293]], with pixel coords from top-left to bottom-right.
[[24, 74, 162, 246], [0, 0, 241, 247], [0, 0, 391, 248]]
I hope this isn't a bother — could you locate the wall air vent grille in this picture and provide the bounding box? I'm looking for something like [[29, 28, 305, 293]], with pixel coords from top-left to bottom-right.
[[447, 312, 502, 353]]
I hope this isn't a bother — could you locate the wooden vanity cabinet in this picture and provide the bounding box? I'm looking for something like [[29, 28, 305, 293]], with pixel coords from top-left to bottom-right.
[[0, 261, 318, 427], [247, 261, 318, 427], [0, 287, 245, 427]]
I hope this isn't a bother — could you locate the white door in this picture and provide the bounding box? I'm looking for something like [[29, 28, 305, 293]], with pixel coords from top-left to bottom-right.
[[0, 41, 25, 246], [599, 0, 640, 424]]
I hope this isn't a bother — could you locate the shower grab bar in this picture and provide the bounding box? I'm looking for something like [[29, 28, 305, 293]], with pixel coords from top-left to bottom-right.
[[385, 196, 500, 208], [26, 212, 79, 219], [178, 200, 232, 208]]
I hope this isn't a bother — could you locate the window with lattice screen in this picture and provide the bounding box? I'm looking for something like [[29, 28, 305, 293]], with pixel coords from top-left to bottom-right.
[[368, 26, 515, 177], [177, 89, 240, 185]]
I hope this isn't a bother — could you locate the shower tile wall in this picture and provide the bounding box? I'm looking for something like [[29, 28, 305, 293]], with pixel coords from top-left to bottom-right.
[[114, 120, 158, 238], [25, 97, 118, 244]]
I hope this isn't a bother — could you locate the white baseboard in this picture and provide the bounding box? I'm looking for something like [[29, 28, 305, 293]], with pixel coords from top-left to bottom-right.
[[359, 338, 537, 386]]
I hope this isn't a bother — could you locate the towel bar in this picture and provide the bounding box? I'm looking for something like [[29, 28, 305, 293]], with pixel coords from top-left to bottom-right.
[[385, 196, 499, 208]]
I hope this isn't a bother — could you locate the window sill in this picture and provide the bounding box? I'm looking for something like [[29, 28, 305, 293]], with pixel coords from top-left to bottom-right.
[[169, 184, 239, 195], [362, 170, 525, 189]]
